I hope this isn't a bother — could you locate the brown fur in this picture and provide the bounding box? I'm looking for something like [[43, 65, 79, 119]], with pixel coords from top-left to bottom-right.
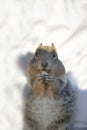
[[37, 43, 56, 52]]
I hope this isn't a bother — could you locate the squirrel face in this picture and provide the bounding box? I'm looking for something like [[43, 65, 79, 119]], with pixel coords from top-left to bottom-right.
[[28, 44, 65, 78]]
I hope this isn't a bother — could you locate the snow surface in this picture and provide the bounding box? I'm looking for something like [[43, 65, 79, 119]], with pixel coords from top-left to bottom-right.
[[0, 0, 87, 130]]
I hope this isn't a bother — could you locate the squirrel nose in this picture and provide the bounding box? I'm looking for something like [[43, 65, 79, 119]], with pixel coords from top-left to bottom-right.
[[41, 61, 48, 68]]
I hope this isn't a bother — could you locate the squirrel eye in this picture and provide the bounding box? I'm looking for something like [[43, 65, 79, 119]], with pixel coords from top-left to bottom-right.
[[52, 53, 57, 60], [34, 52, 38, 59]]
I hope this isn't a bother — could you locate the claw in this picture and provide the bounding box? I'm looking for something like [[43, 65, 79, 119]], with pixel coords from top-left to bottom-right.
[[36, 73, 54, 83], [45, 75, 54, 82], [36, 74, 45, 82]]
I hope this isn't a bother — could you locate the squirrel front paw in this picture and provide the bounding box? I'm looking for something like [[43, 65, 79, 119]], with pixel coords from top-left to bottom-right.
[[44, 74, 54, 83], [37, 71, 54, 83]]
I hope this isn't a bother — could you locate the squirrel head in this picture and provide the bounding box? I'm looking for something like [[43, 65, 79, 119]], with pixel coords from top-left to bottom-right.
[[28, 43, 65, 78], [37, 43, 56, 52]]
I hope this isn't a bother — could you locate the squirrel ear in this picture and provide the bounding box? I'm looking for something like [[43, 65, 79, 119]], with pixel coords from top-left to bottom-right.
[[51, 43, 55, 47], [37, 43, 43, 49], [51, 43, 56, 51], [51, 43, 54, 46], [40, 43, 43, 46]]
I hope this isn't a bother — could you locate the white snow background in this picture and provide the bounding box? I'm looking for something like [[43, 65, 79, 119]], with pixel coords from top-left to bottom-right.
[[0, 0, 87, 130]]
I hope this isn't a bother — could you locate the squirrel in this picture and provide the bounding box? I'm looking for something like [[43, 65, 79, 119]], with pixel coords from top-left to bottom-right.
[[23, 43, 76, 130]]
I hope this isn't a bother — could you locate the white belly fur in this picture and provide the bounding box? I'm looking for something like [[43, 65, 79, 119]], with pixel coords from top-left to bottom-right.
[[33, 97, 62, 128]]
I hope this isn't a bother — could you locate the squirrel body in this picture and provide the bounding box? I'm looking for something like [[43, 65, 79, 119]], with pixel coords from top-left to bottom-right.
[[23, 44, 76, 130]]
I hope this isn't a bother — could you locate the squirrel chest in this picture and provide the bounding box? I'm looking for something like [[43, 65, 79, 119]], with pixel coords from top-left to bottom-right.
[[31, 96, 63, 128]]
